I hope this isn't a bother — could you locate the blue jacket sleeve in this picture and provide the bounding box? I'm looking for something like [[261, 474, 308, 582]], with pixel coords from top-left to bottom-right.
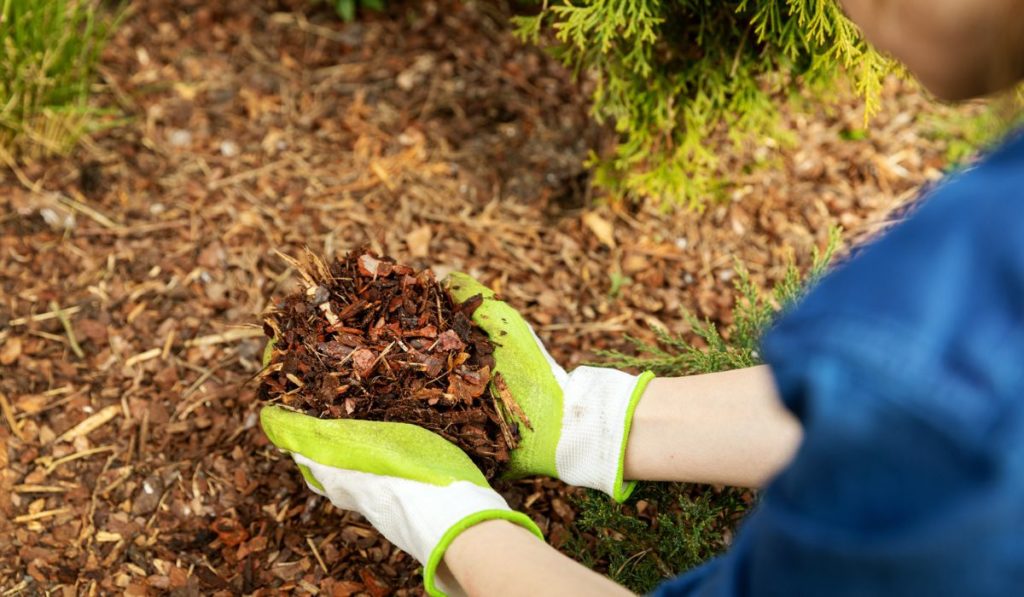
[[653, 131, 1024, 596]]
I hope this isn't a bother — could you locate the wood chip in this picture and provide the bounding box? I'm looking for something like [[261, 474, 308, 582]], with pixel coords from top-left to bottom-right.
[[55, 405, 121, 443], [492, 372, 532, 431]]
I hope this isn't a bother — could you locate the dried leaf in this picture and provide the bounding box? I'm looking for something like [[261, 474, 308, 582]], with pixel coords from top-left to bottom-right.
[[405, 224, 432, 257], [0, 336, 22, 365], [582, 212, 616, 248]]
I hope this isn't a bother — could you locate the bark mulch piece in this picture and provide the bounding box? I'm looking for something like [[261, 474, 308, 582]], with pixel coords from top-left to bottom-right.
[[260, 250, 526, 479]]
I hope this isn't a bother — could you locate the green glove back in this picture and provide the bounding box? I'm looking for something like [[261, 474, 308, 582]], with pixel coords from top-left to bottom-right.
[[447, 272, 654, 502]]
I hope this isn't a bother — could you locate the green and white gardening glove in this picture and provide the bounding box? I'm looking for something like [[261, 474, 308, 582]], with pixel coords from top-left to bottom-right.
[[260, 406, 543, 597], [446, 273, 655, 503]]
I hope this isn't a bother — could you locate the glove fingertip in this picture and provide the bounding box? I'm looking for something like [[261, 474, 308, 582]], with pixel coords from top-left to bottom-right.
[[444, 271, 495, 302]]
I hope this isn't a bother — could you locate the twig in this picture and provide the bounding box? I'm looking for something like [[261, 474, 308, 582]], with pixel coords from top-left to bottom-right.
[[138, 409, 150, 459], [2, 580, 30, 596], [28, 330, 68, 345], [371, 341, 396, 369], [184, 327, 265, 347], [270, 11, 357, 43], [14, 508, 72, 524], [55, 405, 121, 443], [75, 219, 190, 237], [176, 357, 237, 418], [181, 364, 223, 400], [161, 330, 176, 360], [59, 193, 121, 230], [5, 305, 82, 328], [49, 301, 85, 359], [536, 319, 630, 332], [307, 536, 329, 574], [124, 348, 161, 367], [207, 158, 290, 190], [42, 446, 116, 474], [0, 392, 23, 441], [0, 152, 42, 191], [13, 484, 70, 494]]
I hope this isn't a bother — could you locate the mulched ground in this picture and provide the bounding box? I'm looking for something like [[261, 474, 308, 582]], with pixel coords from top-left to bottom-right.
[[0, 0, 982, 594]]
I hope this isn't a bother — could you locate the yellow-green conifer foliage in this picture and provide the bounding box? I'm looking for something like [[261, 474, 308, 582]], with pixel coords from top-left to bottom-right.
[[515, 1, 892, 209]]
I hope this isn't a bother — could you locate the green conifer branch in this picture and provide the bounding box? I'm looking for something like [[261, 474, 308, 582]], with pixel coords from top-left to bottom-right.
[[517, 1, 895, 208]]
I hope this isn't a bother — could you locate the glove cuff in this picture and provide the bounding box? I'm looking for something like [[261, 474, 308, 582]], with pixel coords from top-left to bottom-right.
[[555, 368, 655, 502], [424, 509, 544, 597]]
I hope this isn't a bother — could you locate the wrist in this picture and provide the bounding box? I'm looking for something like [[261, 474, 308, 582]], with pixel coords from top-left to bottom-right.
[[442, 518, 544, 596], [445, 519, 528, 564], [427, 510, 543, 596]]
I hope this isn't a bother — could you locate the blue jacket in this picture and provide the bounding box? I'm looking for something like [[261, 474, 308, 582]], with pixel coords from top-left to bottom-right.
[[654, 130, 1024, 596]]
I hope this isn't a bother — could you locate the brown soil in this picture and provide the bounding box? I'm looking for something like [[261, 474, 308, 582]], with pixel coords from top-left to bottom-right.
[[260, 250, 520, 479], [0, 0, 982, 594]]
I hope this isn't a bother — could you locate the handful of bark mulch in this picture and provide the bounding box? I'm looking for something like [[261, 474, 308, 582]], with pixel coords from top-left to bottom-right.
[[258, 249, 527, 480]]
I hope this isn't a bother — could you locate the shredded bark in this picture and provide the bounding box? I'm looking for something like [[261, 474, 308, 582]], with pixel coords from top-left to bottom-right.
[[259, 249, 520, 479]]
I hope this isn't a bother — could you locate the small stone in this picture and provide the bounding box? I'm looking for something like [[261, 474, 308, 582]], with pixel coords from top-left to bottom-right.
[[219, 140, 240, 157], [308, 285, 330, 306], [39, 207, 75, 230], [132, 474, 164, 516], [168, 129, 192, 148]]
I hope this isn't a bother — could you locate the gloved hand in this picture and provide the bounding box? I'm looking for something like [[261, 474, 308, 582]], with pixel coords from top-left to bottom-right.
[[446, 273, 654, 502], [260, 406, 543, 596]]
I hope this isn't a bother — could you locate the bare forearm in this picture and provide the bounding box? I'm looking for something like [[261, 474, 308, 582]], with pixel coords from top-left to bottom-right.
[[624, 365, 801, 488], [442, 520, 633, 597]]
